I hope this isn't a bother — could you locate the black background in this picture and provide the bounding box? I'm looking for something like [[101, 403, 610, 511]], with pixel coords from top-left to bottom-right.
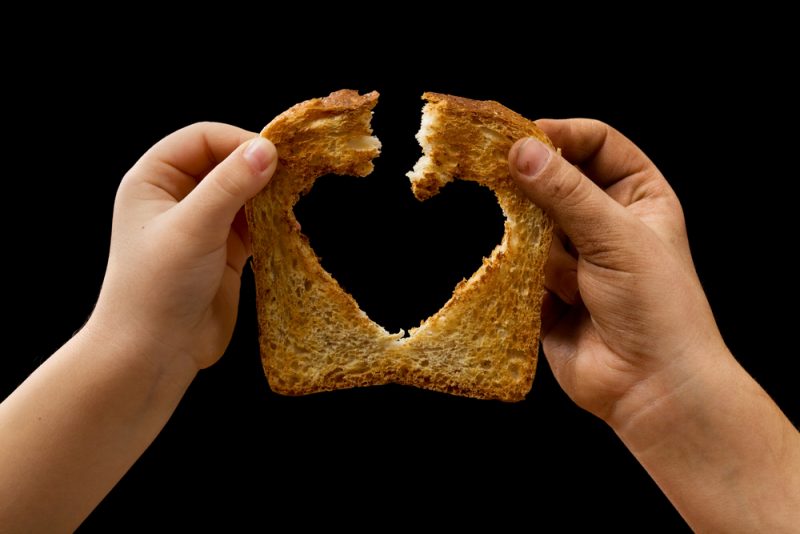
[[3, 24, 798, 532]]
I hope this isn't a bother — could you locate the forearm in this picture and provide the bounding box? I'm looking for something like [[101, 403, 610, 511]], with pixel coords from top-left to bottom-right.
[[0, 317, 197, 531], [611, 349, 800, 533]]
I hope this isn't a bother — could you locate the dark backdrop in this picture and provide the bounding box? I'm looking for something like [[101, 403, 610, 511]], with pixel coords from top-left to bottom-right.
[[3, 28, 797, 532]]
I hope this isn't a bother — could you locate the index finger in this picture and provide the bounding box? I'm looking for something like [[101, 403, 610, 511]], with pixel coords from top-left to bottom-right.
[[125, 122, 258, 204], [535, 119, 655, 188], [141, 121, 258, 180]]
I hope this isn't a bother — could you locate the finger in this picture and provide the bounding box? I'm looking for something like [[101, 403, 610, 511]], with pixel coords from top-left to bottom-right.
[[231, 207, 252, 257], [143, 122, 257, 180], [545, 235, 578, 304], [540, 304, 589, 381], [509, 137, 639, 264], [226, 218, 251, 277], [126, 123, 258, 204], [175, 136, 277, 243], [540, 291, 568, 338], [534, 119, 655, 189]]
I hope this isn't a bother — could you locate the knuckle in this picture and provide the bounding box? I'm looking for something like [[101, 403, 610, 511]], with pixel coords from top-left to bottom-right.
[[584, 118, 612, 131], [585, 118, 618, 142], [547, 163, 592, 209], [183, 120, 218, 133], [212, 170, 246, 201]]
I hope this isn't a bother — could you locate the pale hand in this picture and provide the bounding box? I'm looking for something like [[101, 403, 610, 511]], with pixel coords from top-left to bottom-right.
[[0, 122, 276, 532], [93, 123, 277, 369]]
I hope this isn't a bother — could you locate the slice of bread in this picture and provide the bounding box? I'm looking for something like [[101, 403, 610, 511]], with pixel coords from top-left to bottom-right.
[[246, 90, 553, 401]]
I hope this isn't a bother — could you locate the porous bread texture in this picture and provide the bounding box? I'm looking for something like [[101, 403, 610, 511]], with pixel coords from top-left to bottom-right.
[[245, 90, 553, 401]]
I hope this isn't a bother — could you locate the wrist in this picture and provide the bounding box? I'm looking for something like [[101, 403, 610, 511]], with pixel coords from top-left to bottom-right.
[[79, 310, 199, 386], [604, 343, 800, 532], [606, 341, 735, 453]]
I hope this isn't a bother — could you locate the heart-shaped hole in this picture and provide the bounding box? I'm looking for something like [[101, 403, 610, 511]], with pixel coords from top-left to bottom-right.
[[294, 173, 505, 335]]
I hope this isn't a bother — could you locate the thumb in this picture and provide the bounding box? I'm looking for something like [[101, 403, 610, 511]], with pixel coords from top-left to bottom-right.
[[509, 137, 634, 262], [177, 136, 277, 242]]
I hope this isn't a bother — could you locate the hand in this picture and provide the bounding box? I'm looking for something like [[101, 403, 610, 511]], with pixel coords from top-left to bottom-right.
[[0, 123, 277, 531], [92, 123, 277, 370], [509, 120, 800, 532], [508, 120, 727, 424]]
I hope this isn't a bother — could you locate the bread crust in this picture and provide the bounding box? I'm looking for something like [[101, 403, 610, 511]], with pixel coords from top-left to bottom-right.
[[246, 90, 553, 401]]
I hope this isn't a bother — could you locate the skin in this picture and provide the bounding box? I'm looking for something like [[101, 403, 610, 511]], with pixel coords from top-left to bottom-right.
[[0, 119, 797, 531], [0, 123, 277, 531], [508, 121, 800, 533]]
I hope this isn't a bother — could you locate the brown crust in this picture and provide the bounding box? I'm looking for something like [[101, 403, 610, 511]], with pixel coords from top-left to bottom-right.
[[246, 90, 553, 402]]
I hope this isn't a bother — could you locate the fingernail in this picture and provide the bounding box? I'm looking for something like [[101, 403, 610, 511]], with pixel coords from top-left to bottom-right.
[[515, 138, 551, 178], [243, 137, 276, 173]]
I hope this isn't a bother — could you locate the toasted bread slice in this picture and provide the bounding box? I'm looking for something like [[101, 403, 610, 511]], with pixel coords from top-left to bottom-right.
[[246, 90, 553, 401]]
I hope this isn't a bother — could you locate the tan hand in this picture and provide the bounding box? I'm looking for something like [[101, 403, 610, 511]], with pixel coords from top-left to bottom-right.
[[509, 120, 725, 422], [93, 123, 277, 370]]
